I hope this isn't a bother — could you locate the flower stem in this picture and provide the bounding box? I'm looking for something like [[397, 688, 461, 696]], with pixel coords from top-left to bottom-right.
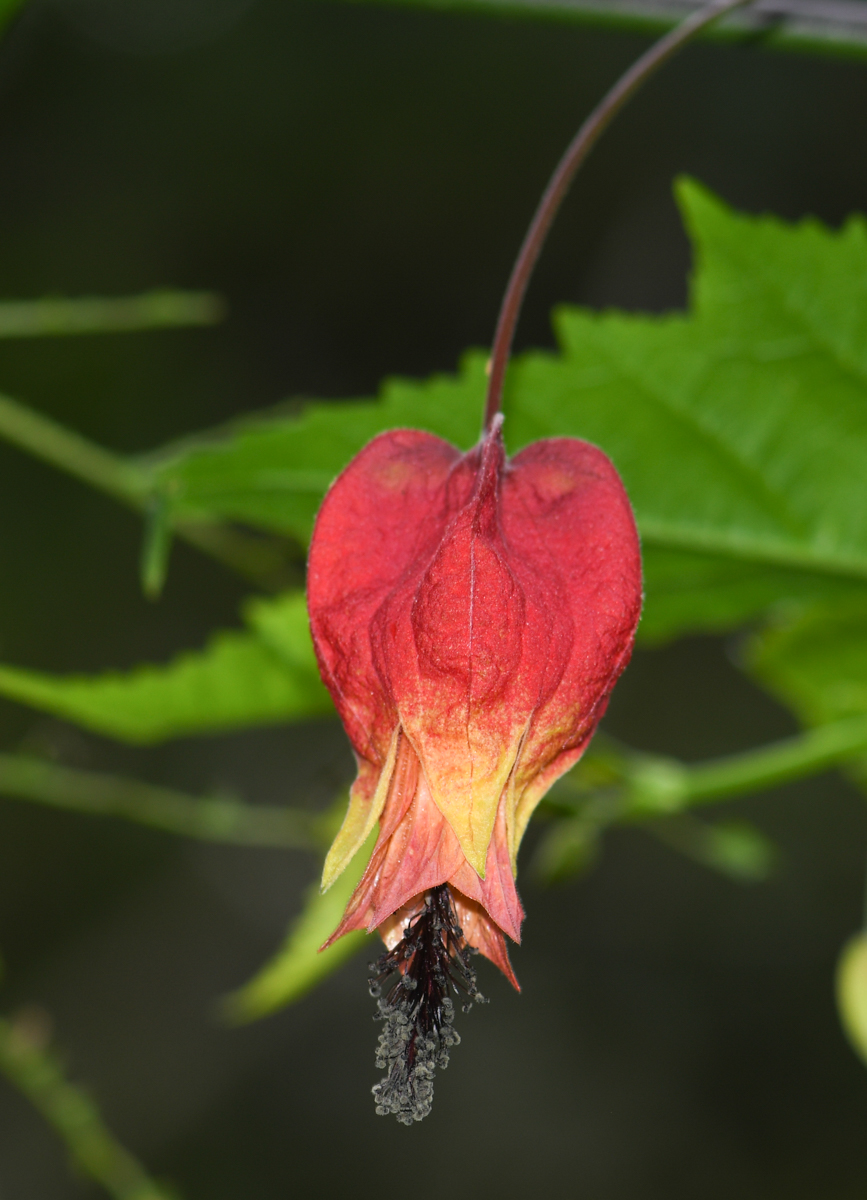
[[0, 752, 326, 850], [483, 0, 754, 432], [0, 1008, 177, 1200]]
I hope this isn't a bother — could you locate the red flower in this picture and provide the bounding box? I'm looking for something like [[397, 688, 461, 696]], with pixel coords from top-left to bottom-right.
[[307, 417, 642, 987]]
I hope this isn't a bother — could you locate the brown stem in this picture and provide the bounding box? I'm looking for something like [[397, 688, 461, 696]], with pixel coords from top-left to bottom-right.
[[483, 0, 754, 433]]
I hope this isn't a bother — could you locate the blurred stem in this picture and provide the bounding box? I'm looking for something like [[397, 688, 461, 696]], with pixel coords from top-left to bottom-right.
[[538, 717, 867, 882], [0, 392, 147, 504], [357, 0, 867, 63], [0, 753, 328, 850], [0, 391, 291, 588], [172, 518, 298, 589], [669, 714, 867, 805], [0, 1009, 177, 1200], [554, 713, 867, 820], [0, 290, 223, 339]]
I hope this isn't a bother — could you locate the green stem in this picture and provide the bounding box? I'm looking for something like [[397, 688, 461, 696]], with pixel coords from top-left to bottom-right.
[[359, 0, 867, 65], [0, 392, 147, 504], [0, 1010, 176, 1200], [0, 392, 293, 588], [539, 718, 867, 881], [679, 714, 867, 805], [0, 753, 326, 850], [0, 290, 223, 339], [554, 713, 867, 818]]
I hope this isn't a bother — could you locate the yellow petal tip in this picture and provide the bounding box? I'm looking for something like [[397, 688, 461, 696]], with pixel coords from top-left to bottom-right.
[[319, 727, 401, 895]]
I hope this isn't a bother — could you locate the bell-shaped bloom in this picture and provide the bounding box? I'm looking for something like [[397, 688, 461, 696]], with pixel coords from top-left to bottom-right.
[[307, 418, 642, 985]]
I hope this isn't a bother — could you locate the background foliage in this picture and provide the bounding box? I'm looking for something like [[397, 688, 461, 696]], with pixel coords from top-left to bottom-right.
[[1, 1, 867, 1197]]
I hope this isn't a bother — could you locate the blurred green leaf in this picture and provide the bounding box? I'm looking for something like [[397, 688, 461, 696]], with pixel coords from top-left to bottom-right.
[[143, 179, 867, 645], [531, 815, 601, 883], [747, 598, 867, 728], [224, 826, 375, 1021], [650, 815, 777, 881], [836, 933, 867, 1068], [243, 591, 323, 673], [0, 0, 26, 34], [640, 548, 864, 645], [0, 592, 332, 743]]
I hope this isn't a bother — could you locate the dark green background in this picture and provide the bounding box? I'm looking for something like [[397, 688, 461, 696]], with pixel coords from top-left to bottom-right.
[[0, 1, 865, 1195]]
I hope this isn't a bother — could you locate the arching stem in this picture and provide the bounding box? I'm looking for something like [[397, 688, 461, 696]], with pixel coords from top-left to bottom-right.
[[483, 0, 754, 433]]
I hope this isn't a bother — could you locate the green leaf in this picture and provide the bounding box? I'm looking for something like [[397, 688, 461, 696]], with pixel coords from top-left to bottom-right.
[[147, 369, 484, 545], [747, 597, 867, 728], [0, 592, 333, 743], [143, 179, 867, 646], [510, 182, 867, 581], [224, 825, 375, 1021], [639, 548, 864, 645]]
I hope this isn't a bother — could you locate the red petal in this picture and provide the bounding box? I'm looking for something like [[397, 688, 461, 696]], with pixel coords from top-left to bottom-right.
[[371, 430, 552, 874], [447, 793, 524, 942], [323, 733, 524, 947], [322, 747, 463, 946], [502, 436, 642, 847], [451, 890, 520, 991], [310, 423, 642, 903], [307, 429, 460, 768]]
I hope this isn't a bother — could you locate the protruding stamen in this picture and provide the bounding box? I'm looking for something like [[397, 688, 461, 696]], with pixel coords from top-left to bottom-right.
[[368, 884, 486, 1124]]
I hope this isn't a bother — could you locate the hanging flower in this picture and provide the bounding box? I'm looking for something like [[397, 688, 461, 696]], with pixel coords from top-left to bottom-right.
[[306, 415, 642, 1121]]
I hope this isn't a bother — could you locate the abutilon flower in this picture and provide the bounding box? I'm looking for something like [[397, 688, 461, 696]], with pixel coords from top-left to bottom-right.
[[307, 415, 642, 1122], [301, 0, 737, 1123]]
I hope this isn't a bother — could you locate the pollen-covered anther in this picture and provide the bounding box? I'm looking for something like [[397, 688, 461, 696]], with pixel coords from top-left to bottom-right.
[[368, 884, 485, 1124]]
